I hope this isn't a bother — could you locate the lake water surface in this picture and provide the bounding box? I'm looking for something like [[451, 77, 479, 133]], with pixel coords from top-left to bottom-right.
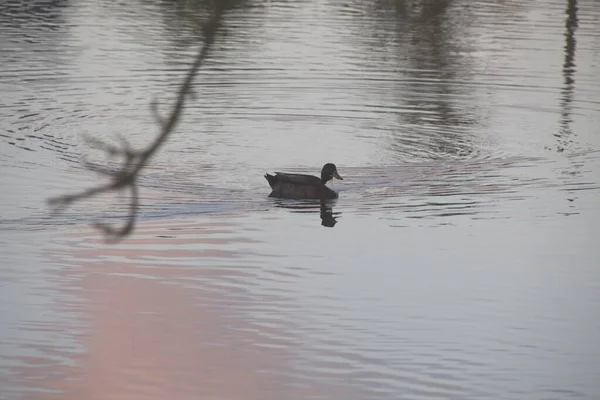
[[1, 0, 600, 399]]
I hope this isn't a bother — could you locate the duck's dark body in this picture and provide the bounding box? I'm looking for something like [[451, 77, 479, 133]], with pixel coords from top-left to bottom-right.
[[265, 173, 338, 199], [264, 163, 343, 200]]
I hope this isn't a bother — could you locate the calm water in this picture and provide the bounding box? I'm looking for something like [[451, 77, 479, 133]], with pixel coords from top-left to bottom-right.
[[1, 0, 600, 399]]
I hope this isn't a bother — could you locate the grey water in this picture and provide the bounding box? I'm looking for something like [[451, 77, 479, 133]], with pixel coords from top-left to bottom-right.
[[1, 0, 600, 399]]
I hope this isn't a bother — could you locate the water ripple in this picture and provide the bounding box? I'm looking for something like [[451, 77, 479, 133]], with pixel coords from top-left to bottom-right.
[[2, 0, 600, 399]]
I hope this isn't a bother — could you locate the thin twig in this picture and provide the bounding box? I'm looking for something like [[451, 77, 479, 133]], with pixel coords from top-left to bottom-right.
[[47, 5, 225, 240]]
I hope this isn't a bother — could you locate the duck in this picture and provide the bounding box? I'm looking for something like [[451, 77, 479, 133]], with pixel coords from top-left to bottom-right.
[[264, 163, 344, 199]]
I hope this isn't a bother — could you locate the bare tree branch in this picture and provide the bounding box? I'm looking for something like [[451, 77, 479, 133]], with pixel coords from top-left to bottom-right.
[[47, 4, 225, 241]]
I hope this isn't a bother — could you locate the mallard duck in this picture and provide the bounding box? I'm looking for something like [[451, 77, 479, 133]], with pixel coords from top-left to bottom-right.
[[264, 163, 344, 199]]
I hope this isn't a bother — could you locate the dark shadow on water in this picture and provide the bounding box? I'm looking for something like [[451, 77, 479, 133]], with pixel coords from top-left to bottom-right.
[[0, 0, 69, 25], [0, 0, 78, 156], [152, 0, 257, 56], [271, 199, 341, 228], [343, 0, 484, 160]]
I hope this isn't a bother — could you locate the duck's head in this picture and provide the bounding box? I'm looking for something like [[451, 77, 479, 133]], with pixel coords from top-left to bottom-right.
[[321, 163, 343, 183]]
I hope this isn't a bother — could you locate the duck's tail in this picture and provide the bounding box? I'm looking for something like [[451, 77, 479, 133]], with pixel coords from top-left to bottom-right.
[[264, 173, 277, 188]]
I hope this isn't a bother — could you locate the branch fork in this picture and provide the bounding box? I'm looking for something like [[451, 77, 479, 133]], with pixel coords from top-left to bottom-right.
[[48, 7, 225, 240]]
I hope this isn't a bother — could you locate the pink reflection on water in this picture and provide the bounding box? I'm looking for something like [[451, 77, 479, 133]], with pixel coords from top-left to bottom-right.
[[18, 217, 313, 400]]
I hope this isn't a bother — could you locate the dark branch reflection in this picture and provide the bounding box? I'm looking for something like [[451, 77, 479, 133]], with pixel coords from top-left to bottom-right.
[[555, 0, 578, 153]]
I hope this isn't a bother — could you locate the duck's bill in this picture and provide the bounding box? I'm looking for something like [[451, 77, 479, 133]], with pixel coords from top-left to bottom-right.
[[333, 170, 343, 180]]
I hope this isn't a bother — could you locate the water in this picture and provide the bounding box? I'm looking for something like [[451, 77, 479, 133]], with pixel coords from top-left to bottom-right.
[[1, 0, 600, 398]]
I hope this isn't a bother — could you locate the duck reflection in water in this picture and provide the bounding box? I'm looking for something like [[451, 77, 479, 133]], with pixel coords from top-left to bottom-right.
[[319, 200, 338, 227], [272, 199, 341, 228], [265, 163, 343, 227]]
